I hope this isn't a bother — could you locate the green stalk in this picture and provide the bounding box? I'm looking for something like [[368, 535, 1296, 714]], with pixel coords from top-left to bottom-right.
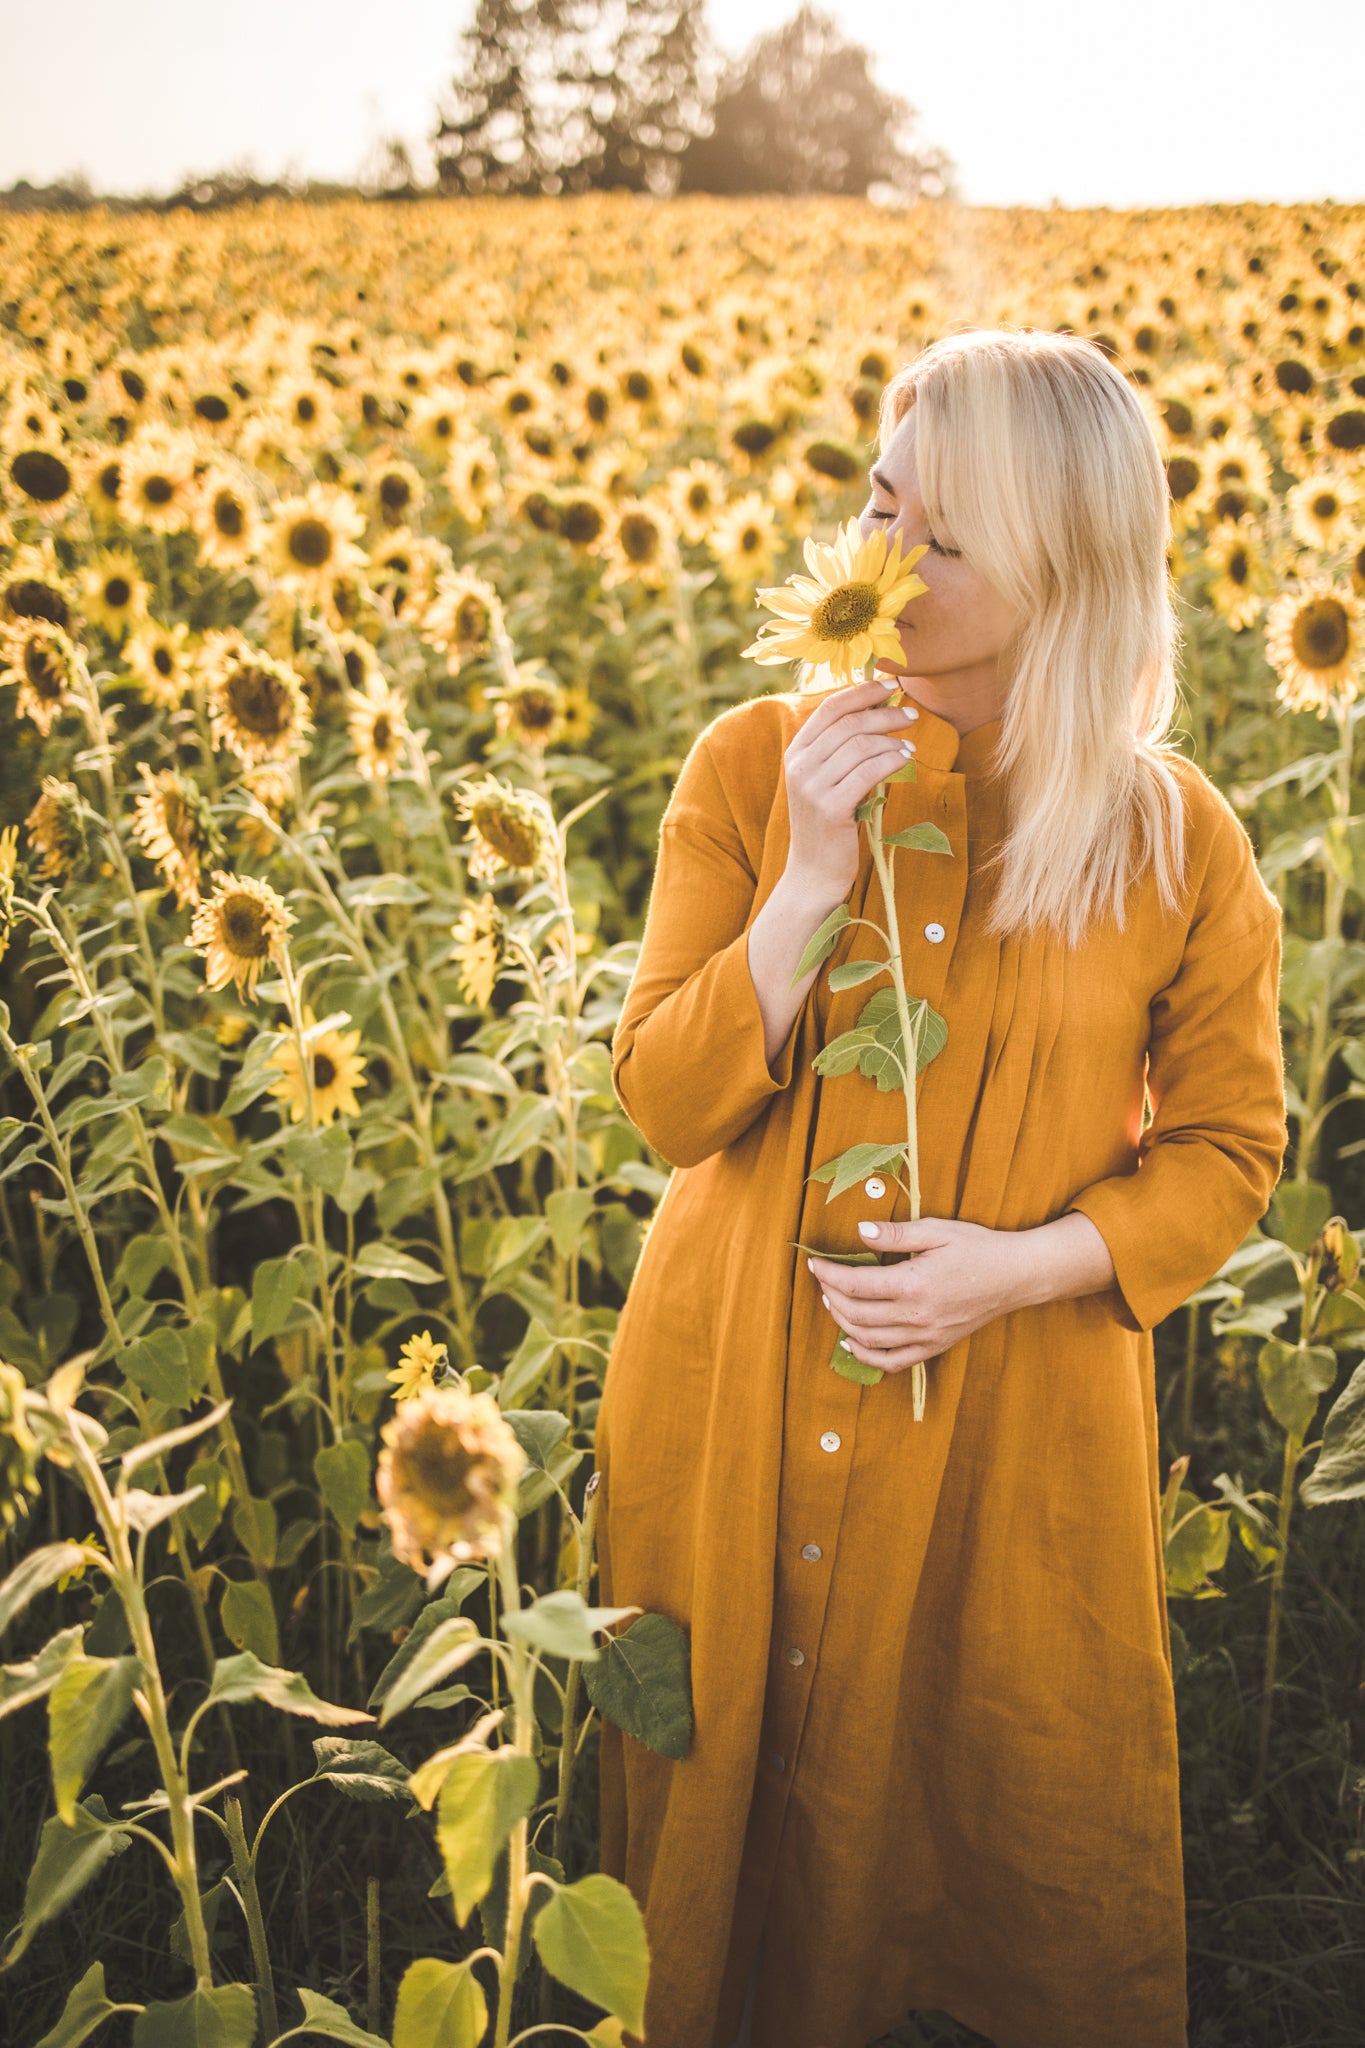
[[1297, 695, 1356, 1181], [1253, 1417, 1303, 1800], [224, 1793, 280, 2040], [551, 1475, 600, 1868], [492, 1526, 538, 2048]]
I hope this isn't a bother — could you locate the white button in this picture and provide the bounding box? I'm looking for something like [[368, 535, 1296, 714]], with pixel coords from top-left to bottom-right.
[[924, 921, 945, 943], [786, 1646, 806, 1666], [801, 1543, 822, 1561], [769, 1752, 786, 1773], [819, 1431, 841, 1453], [863, 1176, 886, 1198]]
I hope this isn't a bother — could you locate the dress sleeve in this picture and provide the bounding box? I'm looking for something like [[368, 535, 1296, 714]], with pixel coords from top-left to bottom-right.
[[1065, 792, 1289, 1335], [611, 723, 806, 1169]]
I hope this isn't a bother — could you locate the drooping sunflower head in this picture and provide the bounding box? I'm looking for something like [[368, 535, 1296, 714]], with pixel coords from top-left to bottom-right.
[[2, 619, 80, 736], [1264, 579, 1363, 716], [742, 517, 930, 688], [453, 773, 552, 883], [24, 776, 88, 882], [188, 869, 295, 1004], [421, 567, 503, 675], [376, 1381, 526, 1580], [202, 630, 313, 767], [2, 542, 72, 632], [130, 762, 220, 908]]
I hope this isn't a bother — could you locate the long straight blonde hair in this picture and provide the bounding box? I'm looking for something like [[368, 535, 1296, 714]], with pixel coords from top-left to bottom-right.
[[878, 327, 1189, 947]]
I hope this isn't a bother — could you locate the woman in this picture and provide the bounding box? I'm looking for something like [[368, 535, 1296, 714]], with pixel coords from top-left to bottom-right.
[[592, 328, 1287, 2048]]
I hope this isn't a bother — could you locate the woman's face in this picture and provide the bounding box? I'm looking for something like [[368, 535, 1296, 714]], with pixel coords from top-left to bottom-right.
[[857, 404, 1019, 706]]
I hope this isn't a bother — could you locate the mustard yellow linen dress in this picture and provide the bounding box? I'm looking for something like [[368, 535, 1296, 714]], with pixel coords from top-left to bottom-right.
[[593, 689, 1287, 2048]]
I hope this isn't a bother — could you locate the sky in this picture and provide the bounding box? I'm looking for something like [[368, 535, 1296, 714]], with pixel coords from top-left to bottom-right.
[[2, 0, 1363, 210]]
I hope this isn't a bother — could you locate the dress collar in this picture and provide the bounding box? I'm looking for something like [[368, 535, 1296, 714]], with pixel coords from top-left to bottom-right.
[[901, 694, 1005, 780]]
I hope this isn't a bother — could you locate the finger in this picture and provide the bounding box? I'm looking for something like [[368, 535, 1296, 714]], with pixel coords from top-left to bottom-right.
[[789, 676, 900, 751], [836, 1332, 934, 1376], [809, 1258, 914, 1301]]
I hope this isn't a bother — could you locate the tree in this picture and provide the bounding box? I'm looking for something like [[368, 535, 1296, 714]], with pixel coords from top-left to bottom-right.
[[676, 4, 955, 201], [434, 0, 721, 197]]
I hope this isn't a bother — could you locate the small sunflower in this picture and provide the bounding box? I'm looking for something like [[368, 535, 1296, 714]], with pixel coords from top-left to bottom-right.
[[376, 1381, 527, 1582], [2, 618, 80, 735], [268, 484, 367, 598], [409, 388, 468, 462], [602, 497, 674, 590], [125, 620, 194, 710], [1287, 469, 1359, 554], [666, 458, 728, 543], [743, 518, 930, 687], [202, 629, 313, 766], [1, 541, 73, 632], [24, 776, 88, 881], [366, 530, 450, 622], [1204, 523, 1275, 632], [266, 1002, 367, 1124], [121, 429, 199, 534], [556, 684, 597, 748], [81, 448, 126, 528], [369, 454, 425, 530], [236, 759, 295, 860], [347, 668, 410, 781], [709, 490, 783, 586], [555, 487, 614, 554], [1264, 580, 1363, 715], [193, 467, 262, 571], [444, 434, 504, 526], [487, 664, 569, 752], [387, 1329, 451, 1403], [453, 772, 553, 883], [421, 566, 503, 674], [450, 892, 505, 1006], [1204, 431, 1272, 524], [271, 377, 338, 443], [189, 869, 295, 1004], [129, 761, 219, 907], [0, 1358, 41, 1534], [81, 550, 148, 641]]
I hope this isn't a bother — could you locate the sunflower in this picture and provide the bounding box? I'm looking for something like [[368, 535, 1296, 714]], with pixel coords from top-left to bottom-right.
[[24, 777, 87, 881], [1264, 580, 1363, 715], [121, 429, 199, 534], [666, 458, 728, 543], [453, 772, 553, 882], [124, 620, 194, 709], [189, 869, 295, 1003], [450, 892, 506, 1006], [236, 759, 295, 860], [2, 619, 80, 735], [602, 497, 674, 590], [444, 434, 504, 526], [487, 664, 569, 752], [1204, 432, 1272, 524], [743, 518, 930, 687], [1287, 469, 1359, 553], [376, 1381, 526, 1582], [268, 484, 367, 598], [7, 441, 75, 520], [370, 454, 425, 530], [266, 1002, 367, 1124], [366, 530, 450, 622], [1163, 448, 1214, 533], [421, 566, 503, 674], [409, 388, 467, 462], [1204, 523, 1276, 631], [1, 541, 72, 632], [81, 550, 148, 641], [347, 669, 410, 781], [128, 762, 219, 907], [709, 490, 783, 585], [271, 377, 338, 444], [387, 1329, 452, 1404], [555, 486, 613, 554], [556, 683, 597, 748], [81, 448, 126, 528], [193, 467, 262, 571], [0, 824, 18, 968], [202, 630, 313, 766], [0, 1358, 41, 1535]]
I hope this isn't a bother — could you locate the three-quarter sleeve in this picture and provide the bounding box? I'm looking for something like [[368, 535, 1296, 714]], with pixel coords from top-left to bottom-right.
[[1065, 787, 1288, 1335], [611, 722, 805, 1169]]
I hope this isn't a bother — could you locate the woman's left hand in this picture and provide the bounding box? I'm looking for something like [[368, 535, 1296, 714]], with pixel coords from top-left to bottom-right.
[[807, 1216, 1040, 1374]]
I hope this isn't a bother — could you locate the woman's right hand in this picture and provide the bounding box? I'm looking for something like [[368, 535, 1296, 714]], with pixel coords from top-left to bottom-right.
[[780, 674, 920, 904]]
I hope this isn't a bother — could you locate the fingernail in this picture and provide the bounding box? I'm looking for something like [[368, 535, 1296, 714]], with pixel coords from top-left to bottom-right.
[[839, 1337, 853, 1350], [821, 1292, 830, 1308], [806, 1257, 815, 1272], [902, 706, 919, 721], [858, 1222, 879, 1238], [899, 740, 915, 756]]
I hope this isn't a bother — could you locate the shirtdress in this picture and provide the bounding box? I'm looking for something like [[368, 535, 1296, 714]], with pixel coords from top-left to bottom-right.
[[592, 687, 1288, 2048]]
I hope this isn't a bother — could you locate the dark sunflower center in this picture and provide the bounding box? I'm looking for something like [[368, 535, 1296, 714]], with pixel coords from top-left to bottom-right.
[[314, 1051, 337, 1089], [343, 649, 366, 689], [1312, 493, 1340, 520], [222, 898, 271, 958], [288, 517, 333, 569], [1162, 399, 1195, 437], [372, 715, 393, 749], [812, 583, 881, 640], [586, 389, 610, 423], [516, 691, 557, 729], [1274, 359, 1314, 396], [1292, 598, 1351, 670], [153, 646, 174, 677], [1165, 456, 1201, 500], [739, 525, 762, 552], [507, 391, 533, 415], [456, 599, 489, 644], [143, 474, 174, 507], [214, 490, 245, 537], [559, 499, 605, 545], [687, 483, 710, 513], [97, 462, 121, 503], [1327, 410, 1365, 452], [620, 513, 661, 562], [195, 393, 230, 422], [6, 578, 69, 628], [105, 577, 132, 608], [1228, 549, 1249, 584], [229, 665, 293, 735], [1213, 489, 1249, 522], [25, 640, 67, 695], [296, 395, 317, 423], [380, 473, 411, 512], [12, 449, 72, 502], [624, 371, 652, 402]]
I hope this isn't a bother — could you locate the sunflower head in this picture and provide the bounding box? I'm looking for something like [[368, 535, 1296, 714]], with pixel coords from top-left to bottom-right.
[[3, 619, 80, 736], [2, 543, 72, 631], [1264, 579, 1362, 716], [742, 517, 930, 687], [130, 762, 220, 908], [376, 1381, 526, 1581], [421, 567, 503, 674], [203, 631, 313, 766], [24, 776, 89, 882], [265, 1002, 367, 1124], [188, 870, 295, 1004], [453, 774, 552, 883], [487, 666, 568, 753], [387, 1330, 452, 1404]]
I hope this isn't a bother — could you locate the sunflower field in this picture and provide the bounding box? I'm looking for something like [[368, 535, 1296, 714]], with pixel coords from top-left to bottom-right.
[[1, 192, 1364, 2048]]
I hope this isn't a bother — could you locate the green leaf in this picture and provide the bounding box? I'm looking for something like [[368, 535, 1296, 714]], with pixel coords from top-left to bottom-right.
[[4, 1797, 132, 1969], [391, 1959, 486, 2048], [1265, 1178, 1333, 1255], [231, 1495, 279, 1570], [826, 958, 887, 991], [807, 1140, 904, 1202], [1301, 1360, 1365, 1506], [791, 903, 850, 986], [287, 1988, 390, 2046], [184, 1459, 232, 1547], [503, 1591, 636, 1664], [341, 872, 429, 908], [0, 1542, 89, 1638], [251, 1254, 308, 1349], [351, 1243, 443, 1285], [206, 1651, 371, 1725], [882, 821, 952, 854], [829, 1333, 884, 1385], [851, 987, 947, 1091], [116, 1233, 174, 1300], [282, 1122, 353, 1197], [0, 1625, 86, 1723], [219, 1578, 280, 1663], [436, 1748, 540, 1926], [483, 1214, 551, 1279], [32, 1958, 134, 2048], [544, 1187, 597, 1261], [314, 1439, 370, 1538], [583, 1611, 693, 1760], [502, 1408, 571, 1470], [1257, 1340, 1337, 1444], [311, 1736, 415, 1806], [1163, 1495, 1231, 1596], [48, 1655, 140, 1824], [498, 1317, 559, 1409], [131, 1985, 257, 2048], [532, 1872, 648, 2035], [367, 1574, 483, 1712], [377, 1618, 481, 1726], [120, 1327, 191, 1408]]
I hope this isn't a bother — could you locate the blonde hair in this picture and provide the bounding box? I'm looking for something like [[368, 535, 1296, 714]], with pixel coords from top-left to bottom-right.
[[878, 326, 1189, 947]]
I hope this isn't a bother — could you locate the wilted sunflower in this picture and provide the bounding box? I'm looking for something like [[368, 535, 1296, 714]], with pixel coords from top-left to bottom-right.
[[602, 496, 674, 590], [1264, 580, 1363, 714], [24, 776, 88, 881], [421, 566, 503, 674], [2, 618, 80, 735], [193, 467, 262, 571], [202, 629, 313, 766], [129, 761, 219, 907], [376, 1380, 527, 1581], [450, 892, 505, 1006], [7, 441, 75, 519], [347, 669, 410, 781], [1287, 469, 1358, 553], [743, 518, 930, 686], [266, 1002, 367, 1124], [81, 551, 148, 641], [190, 869, 294, 1003], [124, 620, 194, 710], [487, 665, 569, 752], [387, 1329, 451, 1403], [709, 489, 782, 586], [268, 484, 367, 598], [121, 429, 199, 534], [0, 1358, 41, 1534], [454, 772, 552, 883], [1205, 522, 1275, 631], [2, 540, 72, 631]]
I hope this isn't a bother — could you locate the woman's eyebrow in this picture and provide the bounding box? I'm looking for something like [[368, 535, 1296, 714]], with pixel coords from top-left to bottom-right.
[[868, 465, 897, 494]]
